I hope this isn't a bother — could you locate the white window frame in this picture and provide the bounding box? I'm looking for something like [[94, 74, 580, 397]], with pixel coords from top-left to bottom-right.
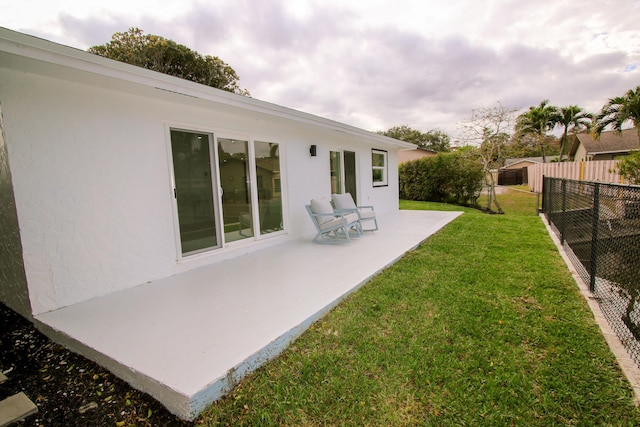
[[372, 149, 388, 187]]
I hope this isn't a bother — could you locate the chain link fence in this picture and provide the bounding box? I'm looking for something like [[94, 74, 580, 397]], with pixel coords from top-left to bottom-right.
[[542, 177, 640, 366]]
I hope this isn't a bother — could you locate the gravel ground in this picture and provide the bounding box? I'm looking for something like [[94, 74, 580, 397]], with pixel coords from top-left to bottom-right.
[[0, 302, 194, 426]]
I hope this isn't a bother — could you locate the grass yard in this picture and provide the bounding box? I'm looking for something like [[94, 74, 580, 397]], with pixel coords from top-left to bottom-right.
[[196, 189, 640, 426]]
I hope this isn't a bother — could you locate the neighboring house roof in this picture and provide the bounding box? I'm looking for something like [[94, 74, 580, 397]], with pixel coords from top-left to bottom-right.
[[0, 27, 414, 151], [569, 128, 640, 158], [503, 156, 559, 168], [398, 146, 438, 163]]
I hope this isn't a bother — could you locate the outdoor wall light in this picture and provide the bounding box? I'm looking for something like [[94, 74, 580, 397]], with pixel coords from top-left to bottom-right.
[[310, 145, 317, 157]]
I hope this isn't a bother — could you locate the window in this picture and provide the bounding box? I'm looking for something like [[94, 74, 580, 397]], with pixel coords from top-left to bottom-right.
[[254, 141, 284, 235], [372, 149, 388, 187]]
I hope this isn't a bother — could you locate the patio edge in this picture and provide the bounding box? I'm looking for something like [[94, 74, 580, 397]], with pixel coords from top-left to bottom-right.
[[186, 220, 457, 419]]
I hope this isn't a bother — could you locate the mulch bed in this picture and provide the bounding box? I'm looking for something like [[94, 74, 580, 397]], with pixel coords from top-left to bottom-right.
[[0, 302, 194, 426]]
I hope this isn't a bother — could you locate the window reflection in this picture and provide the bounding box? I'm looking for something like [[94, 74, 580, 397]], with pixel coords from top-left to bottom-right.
[[255, 141, 283, 234], [218, 138, 253, 242]]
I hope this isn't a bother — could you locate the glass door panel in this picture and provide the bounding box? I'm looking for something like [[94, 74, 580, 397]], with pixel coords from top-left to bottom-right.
[[254, 141, 283, 235], [170, 130, 219, 255], [344, 150, 357, 202], [218, 138, 253, 243], [330, 150, 343, 194]]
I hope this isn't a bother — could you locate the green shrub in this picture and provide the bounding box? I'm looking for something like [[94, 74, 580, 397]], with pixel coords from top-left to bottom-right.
[[399, 152, 483, 206], [617, 151, 640, 184]]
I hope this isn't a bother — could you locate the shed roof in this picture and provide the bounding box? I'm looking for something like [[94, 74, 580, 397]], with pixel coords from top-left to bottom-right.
[[504, 156, 559, 167], [0, 27, 413, 150]]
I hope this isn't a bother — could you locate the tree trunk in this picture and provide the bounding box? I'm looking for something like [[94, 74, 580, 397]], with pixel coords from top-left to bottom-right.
[[486, 172, 503, 214], [558, 129, 568, 162]]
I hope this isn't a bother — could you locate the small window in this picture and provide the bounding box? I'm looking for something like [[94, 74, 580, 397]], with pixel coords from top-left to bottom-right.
[[372, 149, 388, 187]]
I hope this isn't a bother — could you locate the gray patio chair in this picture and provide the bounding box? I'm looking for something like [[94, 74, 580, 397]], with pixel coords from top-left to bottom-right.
[[331, 193, 378, 231], [306, 197, 361, 243]]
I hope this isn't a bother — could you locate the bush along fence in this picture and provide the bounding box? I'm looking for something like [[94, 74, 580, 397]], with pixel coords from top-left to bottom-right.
[[399, 153, 484, 206], [542, 176, 640, 367]]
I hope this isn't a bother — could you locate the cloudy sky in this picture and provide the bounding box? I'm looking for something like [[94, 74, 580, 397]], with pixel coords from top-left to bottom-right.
[[1, 0, 639, 139]]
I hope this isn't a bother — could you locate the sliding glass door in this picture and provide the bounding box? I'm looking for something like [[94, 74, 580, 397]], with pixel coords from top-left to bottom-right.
[[330, 149, 358, 203], [344, 150, 357, 203], [170, 130, 284, 256]]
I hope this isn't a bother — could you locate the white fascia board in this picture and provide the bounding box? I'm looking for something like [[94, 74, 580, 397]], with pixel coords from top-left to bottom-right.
[[0, 27, 413, 150]]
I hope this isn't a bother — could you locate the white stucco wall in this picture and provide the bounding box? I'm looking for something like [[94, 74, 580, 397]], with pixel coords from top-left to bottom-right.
[[0, 65, 403, 315]]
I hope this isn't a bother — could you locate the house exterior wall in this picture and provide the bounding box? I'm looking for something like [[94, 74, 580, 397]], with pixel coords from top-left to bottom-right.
[[573, 144, 589, 162], [0, 66, 402, 315], [503, 161, 535, 170]]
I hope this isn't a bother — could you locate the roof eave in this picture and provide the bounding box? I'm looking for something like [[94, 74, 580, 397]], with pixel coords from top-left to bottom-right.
[[0, 27, 412, 150]]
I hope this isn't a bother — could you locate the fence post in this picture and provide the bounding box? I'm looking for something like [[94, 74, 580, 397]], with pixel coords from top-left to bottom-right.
[[589, 183, 600, 292], [536, 176, 549, 214], [541, 175, 546, 214], [560, 179, 567, 244]]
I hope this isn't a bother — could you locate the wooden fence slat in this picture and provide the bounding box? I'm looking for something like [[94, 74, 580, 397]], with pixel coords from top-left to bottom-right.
[[526, 160, 623, 193]]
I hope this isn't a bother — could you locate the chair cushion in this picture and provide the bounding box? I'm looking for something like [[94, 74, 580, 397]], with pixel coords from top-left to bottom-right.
[[332, 193, 357, 210], [310, 197, 334, 225], [319, 213, 358, 232], [343, 212, 359, 224], [359, 210, 376, 220], [318, 216, 344, 231]]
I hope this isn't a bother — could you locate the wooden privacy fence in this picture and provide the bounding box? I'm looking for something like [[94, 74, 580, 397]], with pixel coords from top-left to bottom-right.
[[528, 160, 625, 193]]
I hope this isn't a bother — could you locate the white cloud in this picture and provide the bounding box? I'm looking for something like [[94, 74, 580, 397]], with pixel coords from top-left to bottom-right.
[[1, 0, 638, 139]]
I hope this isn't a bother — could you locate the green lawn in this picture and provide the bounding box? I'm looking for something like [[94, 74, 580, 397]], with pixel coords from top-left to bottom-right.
[[196, 190, 640, 426]]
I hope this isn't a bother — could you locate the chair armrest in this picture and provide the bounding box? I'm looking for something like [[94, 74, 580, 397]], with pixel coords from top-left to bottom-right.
[[334, 208, 357, 214], [312, 211, 339, 218], [356, 205, 375, 211]]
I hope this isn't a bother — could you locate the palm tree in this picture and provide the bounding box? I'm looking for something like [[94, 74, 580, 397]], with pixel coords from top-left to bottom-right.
[[555, 105, 592, 161], [593, 85, 640, 140], [516, 100, 559, 163]]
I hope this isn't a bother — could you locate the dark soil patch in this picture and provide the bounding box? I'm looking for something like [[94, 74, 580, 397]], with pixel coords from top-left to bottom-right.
[[0, 302, 193, 426]]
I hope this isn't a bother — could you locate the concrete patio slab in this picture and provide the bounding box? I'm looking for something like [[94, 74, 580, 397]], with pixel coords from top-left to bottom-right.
[[34, 209, 462, 420]]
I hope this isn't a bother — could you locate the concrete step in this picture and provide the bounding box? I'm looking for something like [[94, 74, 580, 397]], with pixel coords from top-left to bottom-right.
[[0, 372, 38, 427]]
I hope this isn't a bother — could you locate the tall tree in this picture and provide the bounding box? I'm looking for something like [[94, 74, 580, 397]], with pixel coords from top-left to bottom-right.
[[379, 125, 450, 152], [515, 100, 559, 163], [422, 129, 451, 152], [89, 28, 249, 95], [503, 133, 560, 160], [555, 105, 592, 161], [458, 103, 517, 213], [593, 85, 640, 140]]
